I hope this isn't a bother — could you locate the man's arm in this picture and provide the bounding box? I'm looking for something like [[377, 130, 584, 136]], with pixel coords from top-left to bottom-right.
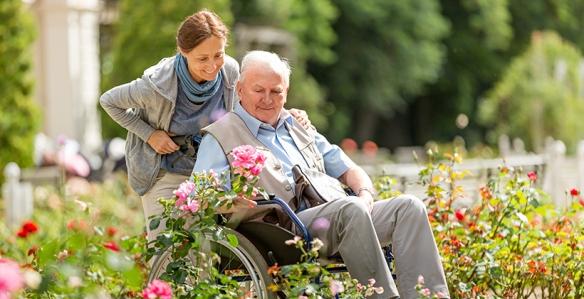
[[193, 133, 231, 181], [313, 132, 375, 210], [338, 166, 376, 211]]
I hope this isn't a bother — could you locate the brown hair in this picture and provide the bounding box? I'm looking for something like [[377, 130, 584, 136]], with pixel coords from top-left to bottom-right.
[[176, 10, 228, 53]]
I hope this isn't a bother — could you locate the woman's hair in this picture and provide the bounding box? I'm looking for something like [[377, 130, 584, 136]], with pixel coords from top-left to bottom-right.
[[176, 10, 228, 52]]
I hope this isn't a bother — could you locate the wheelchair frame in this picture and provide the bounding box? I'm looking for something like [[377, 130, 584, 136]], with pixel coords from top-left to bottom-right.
[[149, 195, 395, 298]]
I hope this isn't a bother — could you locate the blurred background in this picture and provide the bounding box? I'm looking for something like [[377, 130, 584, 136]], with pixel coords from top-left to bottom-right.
[[2, 0, 584, 193]]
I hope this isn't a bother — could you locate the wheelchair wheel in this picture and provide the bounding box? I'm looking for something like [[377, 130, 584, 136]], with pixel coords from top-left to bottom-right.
[[148, 228, 276, 299]]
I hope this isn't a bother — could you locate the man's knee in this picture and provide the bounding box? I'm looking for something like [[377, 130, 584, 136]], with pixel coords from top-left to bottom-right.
[[394, 194, 427, 214], [338, 197, 370, 219]]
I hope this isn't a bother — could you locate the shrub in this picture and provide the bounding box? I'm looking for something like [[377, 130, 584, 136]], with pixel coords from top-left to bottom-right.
[[0, 0, 40, 181], [411, 150, 584, 298], [0, 176, 146, 297]]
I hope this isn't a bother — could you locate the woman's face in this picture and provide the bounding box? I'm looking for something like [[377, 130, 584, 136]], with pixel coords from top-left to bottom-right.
[[181, 35, 226, 83]]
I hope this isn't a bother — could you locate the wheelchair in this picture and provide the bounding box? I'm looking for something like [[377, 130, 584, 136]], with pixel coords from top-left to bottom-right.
[[148, 195, 395, 298]]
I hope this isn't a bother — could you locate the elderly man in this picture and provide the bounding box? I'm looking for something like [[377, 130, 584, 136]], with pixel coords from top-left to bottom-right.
[[193, 51, 449, 299]]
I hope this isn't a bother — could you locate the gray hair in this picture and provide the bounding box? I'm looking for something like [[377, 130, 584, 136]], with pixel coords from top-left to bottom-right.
[[239, 50, 291, 86]]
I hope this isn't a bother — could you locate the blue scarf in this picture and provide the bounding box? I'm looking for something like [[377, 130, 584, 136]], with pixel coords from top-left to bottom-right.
[[174, 54, 222, 104]]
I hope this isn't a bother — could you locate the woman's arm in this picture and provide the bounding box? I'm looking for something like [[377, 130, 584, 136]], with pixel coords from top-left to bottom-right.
[[99, 79, 155, 142], [289, 108, 314, 130]]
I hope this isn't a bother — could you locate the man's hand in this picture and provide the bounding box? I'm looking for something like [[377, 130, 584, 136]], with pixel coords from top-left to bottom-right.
[[289, 108, 314, 131], [218, 196, 258, 214], [147, 130, 179, 154], [358, 191, 375, 213]]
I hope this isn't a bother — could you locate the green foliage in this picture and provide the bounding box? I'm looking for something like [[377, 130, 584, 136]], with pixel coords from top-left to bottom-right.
[[100, 0, 232, 139], [479, 31, 584, 152], [404, 0, 512, 146], [0, 0, 40, 178], [284, 0, 338, 130], [312, 0, 449, 142], [412, 0, 584, 148], [2, 153, 583, 297], [268, 238, 384, 298], [0, 175, 146, 297]]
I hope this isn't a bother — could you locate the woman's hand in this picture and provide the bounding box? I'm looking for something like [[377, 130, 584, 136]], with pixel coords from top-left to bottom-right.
[[147, 130, 179, 154], [289, 108, 314, 130]]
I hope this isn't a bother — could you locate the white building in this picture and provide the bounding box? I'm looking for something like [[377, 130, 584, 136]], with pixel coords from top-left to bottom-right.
[[26, 0, 102, 154]]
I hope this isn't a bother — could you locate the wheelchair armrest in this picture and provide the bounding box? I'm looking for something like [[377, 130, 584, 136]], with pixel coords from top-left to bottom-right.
[[255, 196, 312, 245]]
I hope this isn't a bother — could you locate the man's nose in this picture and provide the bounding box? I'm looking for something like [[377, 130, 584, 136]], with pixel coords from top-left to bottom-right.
[[261, 91, 273, 104]]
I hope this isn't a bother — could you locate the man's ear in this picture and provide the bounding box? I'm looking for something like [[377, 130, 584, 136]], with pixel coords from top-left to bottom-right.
[[236, 80, 243, 98]]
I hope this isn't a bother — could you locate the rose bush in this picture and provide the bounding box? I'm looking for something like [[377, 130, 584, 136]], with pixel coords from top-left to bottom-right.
[[398, 150, 584, 298], [267, 236, 384, 298], [144, 145, 269, 298], [0, 173, 146, 298], [1, 147, 583, 298]]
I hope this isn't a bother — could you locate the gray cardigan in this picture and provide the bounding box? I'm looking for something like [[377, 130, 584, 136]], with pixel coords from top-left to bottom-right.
[[100, 55, 239, 195]]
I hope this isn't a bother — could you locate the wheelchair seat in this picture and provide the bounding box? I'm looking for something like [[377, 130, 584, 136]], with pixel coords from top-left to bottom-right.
[[236, 221, 303, 266]]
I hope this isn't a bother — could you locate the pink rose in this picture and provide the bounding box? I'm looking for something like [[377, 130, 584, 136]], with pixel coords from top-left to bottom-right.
[[417, 275, 425, 285], [0, 259, 24, 297], [330, 280, 344, 295], [527, 171, 537, 182], [142, 279, 172, 299], [179, 199, 200, 213], [231, 145, 267, 178], [250, 165, 263, 176], [255, 152, 267, 165], [231, 145, 258, 169], [173, 181, 196, 206], [421, 288, 431, 296]]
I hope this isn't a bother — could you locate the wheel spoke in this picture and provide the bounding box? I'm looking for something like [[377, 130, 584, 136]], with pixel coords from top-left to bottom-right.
[[149, 230, 271, 298]]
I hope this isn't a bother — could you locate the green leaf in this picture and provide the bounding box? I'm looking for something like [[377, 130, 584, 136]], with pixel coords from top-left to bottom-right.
[[38, 240, 60, 267], [149, 217, 161, 230], [226, 233, 239, 247]]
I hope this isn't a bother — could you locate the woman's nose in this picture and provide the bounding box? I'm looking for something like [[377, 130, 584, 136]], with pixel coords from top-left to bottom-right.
[[204, 62, 216, 72]]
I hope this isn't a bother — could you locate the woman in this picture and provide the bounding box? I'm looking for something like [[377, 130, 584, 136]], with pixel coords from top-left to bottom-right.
[[100, 10, 310, 240]]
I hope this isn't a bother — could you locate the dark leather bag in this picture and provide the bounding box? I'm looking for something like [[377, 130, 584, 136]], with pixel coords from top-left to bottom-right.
[[292, 164, 350, 211]]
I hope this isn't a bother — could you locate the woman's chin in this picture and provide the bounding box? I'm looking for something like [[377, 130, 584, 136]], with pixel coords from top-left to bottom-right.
[[204, 71, 220, 81]]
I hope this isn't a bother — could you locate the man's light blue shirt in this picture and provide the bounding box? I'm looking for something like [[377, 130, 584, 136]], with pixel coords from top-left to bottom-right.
[[193, 102, 353, 187]]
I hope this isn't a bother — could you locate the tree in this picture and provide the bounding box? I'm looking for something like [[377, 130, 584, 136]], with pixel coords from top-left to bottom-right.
[[0, 0, 39, 179], [409, 0, 584, 150], [406, 0, 512, 148], [479, 31, 584, 153], [100, 0, 232, 138], [309, 0, 449, 143]]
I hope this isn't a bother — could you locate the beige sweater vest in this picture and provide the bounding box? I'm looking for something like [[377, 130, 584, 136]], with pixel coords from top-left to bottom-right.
[[202, 111, 324, 225]]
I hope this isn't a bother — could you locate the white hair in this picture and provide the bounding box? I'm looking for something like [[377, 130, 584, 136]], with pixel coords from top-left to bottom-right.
[[239, 50, 291, 86]]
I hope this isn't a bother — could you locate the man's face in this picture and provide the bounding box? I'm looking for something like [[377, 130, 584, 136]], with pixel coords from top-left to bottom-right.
[[237, 66, 288, 126]]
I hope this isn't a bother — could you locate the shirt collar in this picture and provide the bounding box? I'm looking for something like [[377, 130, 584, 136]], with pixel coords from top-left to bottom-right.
[[234, 101, 294, 137]]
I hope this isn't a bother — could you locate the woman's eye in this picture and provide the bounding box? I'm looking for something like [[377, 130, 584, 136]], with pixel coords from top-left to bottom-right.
[[199, 58, 208, 62]]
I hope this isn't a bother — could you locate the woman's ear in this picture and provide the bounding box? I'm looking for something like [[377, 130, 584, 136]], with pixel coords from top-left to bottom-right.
[[177, 47, 188, 57]]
